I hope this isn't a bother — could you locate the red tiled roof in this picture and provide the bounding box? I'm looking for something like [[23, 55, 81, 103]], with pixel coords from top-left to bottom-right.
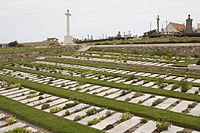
[[170, 22, 186, 31]]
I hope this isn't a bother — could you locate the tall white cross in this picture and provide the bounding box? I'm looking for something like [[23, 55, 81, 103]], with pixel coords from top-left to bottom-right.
[[65, 10, 71, 36]]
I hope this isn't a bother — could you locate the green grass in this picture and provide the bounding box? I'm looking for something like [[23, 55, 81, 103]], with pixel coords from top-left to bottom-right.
[[3, 65, 200, 103], [0, 75, 200, 131], [0, 95, 103, 133]]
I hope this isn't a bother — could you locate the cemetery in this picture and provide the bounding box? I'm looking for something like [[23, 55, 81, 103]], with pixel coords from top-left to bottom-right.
[[0, 2, 200, 133], [0, 47, 200, 132]]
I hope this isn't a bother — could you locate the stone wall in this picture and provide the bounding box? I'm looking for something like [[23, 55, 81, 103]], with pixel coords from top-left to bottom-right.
[[20, 41, 59, 47], [92, 44, 200, 57], [0, 46, 79, 63], [47, 57, 200, 75]]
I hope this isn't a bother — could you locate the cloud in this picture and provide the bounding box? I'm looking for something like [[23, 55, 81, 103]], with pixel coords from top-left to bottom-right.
[[0, 0, 199, 43]]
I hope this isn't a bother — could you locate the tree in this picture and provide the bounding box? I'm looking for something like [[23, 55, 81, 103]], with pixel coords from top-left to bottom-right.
[[8, 41, 18, 47]]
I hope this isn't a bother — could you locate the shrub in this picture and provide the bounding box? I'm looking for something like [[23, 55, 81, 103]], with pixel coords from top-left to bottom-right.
[[63, 102, 78, 109], [41, 103, 50, 110], [6, 118, 17, 125], [74, 115, 82, 121], [6, 83, 21, 89], [29, 91, 37, 94], [172, 83, 180, 90], [65, 110, 70, 116], [8, 41, 18, 47], [7, 127, 31, 133], [120, 112, 132, 121], [152, 99, 164, 106], [106, 110, 112, 117], [38, 96, 44, 100], [180, 80, 192, 92], [140, 118, 147, 123], [46, 99, 53, 103], [188, 102, 197, 108], [127, 75, 135, 81], [50, 107, 63, 113], [104, 124, 114, 130], [196, 60, 200, 65], [156, 121, 171, 132], [86, 108, 99, 116], [87, 118, 101, 125], [143, 80, 149, 84], [133, 92, 144, 98], [157, 78, 167, 89], [39, 92, 44, 95], [27, 94, 38, 98]]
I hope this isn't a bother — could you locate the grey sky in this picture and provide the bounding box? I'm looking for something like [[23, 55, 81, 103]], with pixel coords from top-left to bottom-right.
[[0, 0, 199, 43]]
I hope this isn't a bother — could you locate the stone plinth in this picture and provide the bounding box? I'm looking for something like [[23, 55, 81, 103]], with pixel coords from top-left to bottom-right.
[[63, 35, 73, 45]]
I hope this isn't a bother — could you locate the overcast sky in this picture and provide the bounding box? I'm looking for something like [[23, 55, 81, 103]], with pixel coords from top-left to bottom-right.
[[0, 0, 199, 43]]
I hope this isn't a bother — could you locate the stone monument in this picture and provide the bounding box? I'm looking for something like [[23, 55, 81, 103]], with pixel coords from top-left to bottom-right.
[[62, 10, 74, 45], [156, 15, 160, 33], [186, 14, 193, 33]]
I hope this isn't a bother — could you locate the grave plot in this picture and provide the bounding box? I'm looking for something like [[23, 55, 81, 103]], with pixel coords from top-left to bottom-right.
[[51, 54, 174, 67], [0, 112, 42, 133], [11, 63, 200, 95], [79, 52, 188, 64], [1, 69, 199, 117], [56, 50, 192, 67], [82, 50, 190, 63], [0, 81, 199, 133], [32, 60, 200, 85]]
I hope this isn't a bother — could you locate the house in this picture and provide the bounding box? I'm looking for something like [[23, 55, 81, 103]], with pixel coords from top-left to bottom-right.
[[164, 22, 186, 35], [46, 38, 58, 42], [194, 23, 200, 33]]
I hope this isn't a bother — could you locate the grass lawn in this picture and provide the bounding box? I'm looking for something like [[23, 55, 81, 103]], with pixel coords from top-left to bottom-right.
[[0, 95, 103, 133], [0, 75, 200, 131], [3, 65, 200, 103]]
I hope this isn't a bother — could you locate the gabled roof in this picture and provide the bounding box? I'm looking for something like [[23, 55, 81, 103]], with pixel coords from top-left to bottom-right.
[[169, 22, 186, 31]]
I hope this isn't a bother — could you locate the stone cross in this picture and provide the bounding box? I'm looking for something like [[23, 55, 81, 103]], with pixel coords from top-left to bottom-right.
[[65, 10, 71, 36]]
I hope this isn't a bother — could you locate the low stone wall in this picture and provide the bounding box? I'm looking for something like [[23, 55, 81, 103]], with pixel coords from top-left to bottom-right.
[[0, 46, 79, 63], [20, 41, 59, 47], [47, 57, 200, 75], [92, 44, 200, 57]]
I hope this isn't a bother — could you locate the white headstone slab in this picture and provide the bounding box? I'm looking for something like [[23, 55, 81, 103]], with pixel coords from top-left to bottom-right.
[[132, 121, 156, 133], [107, 116, 141, 133], [91, 113, 122, 130]]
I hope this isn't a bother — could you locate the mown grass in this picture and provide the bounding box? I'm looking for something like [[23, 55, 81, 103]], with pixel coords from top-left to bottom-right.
[[3, 65, 200, 103], [0, 75, 200, 131], [0, 95, 103, 133]]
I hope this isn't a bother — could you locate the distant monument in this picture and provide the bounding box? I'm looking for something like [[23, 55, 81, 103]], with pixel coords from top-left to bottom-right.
[[116, 31, 121, 38], [156, 15, 160, 33], [186, 14, 193, 33], [62, 10, 74, 45]]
